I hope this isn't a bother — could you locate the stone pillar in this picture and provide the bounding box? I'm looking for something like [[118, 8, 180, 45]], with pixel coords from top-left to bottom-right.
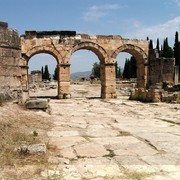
[[136, 62, 146, 88], [174, 66, 179, 85], [101, 63, 117, 98], [58, 64, 71, 99], [0, 22, 22, 100], [19, 58, 28, 90]]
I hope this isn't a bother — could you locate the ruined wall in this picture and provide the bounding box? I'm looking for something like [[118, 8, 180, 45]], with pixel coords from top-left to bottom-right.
[[0, 22, 22, 100], [148, 50, 175, 86]]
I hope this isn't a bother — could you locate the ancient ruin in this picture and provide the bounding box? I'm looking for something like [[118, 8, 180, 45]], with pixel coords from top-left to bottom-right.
[[0, 22, 179, 102], [20, 30, 149, 99], [0, 22, 22, 100]]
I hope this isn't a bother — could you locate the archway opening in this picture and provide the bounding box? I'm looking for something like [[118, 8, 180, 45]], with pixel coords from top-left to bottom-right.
[[28, 53, 58, 98], [70, 50, 101, 98], [115, 52, 138, 97]]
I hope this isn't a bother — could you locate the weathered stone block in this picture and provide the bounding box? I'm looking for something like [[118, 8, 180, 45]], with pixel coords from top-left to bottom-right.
[[25, 99, 49, 109]]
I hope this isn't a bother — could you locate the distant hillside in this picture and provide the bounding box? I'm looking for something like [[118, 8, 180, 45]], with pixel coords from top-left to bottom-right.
[[70, 71, 92, 80]]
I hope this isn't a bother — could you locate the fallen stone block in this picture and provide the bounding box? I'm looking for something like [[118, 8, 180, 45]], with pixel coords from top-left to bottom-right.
[[15, 144, 46, 154], [25, 99, 49, 109]]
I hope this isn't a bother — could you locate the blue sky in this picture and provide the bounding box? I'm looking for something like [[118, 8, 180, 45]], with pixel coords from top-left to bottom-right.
[[1, 0, 180, 74]]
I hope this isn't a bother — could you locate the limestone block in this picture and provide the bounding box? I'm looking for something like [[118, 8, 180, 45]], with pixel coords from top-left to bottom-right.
[[59, 73, 70, 81], [0, 76, 21, 87], [0, 66, 21, 76], [15, 144, 46, 154], [25, 99, 49, 109]]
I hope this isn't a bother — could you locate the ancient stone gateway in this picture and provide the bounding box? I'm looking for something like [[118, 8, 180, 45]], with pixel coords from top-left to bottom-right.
[[21, 31, 148, 99]]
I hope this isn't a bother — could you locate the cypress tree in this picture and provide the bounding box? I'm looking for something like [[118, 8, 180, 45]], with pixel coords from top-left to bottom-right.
[[41, 66, 44, 79], [123, 59, 128, 79], [53, 66, 58, 80], [156, 38, 160, 55], [149, 39, 153, 49], [115, 62, 121, 78], [162, 38, 173, 58], [130, 56, 137, 78], [44, 65, 51, 81], [174, 31, 180, 66]]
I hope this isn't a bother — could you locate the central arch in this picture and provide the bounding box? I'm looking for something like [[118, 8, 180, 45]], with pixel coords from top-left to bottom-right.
[[70, 41, 108, 63], [68, 42, 108, 98], [112, 44, 148, 88]]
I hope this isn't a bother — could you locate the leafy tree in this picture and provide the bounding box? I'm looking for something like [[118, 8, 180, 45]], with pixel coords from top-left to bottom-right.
[[53, 66, 58, 80], [92, 62, 100, 78], [174, 31, 180, 67], [44, 65, 51, 81]]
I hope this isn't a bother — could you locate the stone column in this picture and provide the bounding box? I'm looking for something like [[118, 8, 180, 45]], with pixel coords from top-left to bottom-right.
[[174, 66, 179, 85], [136, 62, 146, 88], [101, 63, 117, 98], [58, 64, 71, 99], [19, 58, 28, 90]]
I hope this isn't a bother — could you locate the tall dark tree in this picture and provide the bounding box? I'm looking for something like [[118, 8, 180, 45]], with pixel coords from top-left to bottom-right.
[[162, 37, 173, 58], [53, 66, 58, 80], [130, 56, 137, 78], [174, 31, 180, 66], [41, 66, 44, 79], [123, 59, 130, 79], [115, 62, 122, 78], [118, 66, 122, 78], [44, 65, 51, 81], [122, 56, 137, 79], [156, 38, 160, 55], [149, 39, 153, 49], [92, 62, 100, 78]]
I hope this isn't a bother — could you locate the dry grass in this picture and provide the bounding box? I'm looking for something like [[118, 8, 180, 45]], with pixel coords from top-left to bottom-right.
[[0, 102, 54, 178]]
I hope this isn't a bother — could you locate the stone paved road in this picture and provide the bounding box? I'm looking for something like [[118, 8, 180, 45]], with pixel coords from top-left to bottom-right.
[[39, 85, 180, 179]]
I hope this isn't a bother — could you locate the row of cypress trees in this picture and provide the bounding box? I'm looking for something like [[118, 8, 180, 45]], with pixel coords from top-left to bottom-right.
[[148, 31, 180, 65]]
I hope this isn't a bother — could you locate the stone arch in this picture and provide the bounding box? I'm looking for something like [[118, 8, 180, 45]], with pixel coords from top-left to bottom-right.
[[22, 46, 61, 98], [69, 41, 108, 63], [23, 45, 61, 63], [112, 44, 148, 62], [112, 44, 148, 88]]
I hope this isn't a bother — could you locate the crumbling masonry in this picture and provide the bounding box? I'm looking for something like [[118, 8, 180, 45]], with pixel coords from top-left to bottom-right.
[[0, 22, 178, 102]]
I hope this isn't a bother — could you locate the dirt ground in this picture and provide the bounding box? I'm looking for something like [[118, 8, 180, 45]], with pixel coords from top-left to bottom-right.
[[0, 82, 180, 179]]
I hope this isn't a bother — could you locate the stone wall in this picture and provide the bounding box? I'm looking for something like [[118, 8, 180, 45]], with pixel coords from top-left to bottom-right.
[[148, 49, 175, 86], [0, 22, 22, 100]]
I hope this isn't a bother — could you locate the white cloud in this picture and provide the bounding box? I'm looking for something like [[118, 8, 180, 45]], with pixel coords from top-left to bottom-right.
[[83, 4, 123, 22], [89, 4, 120, 11], [126, 16, 180, 45]]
